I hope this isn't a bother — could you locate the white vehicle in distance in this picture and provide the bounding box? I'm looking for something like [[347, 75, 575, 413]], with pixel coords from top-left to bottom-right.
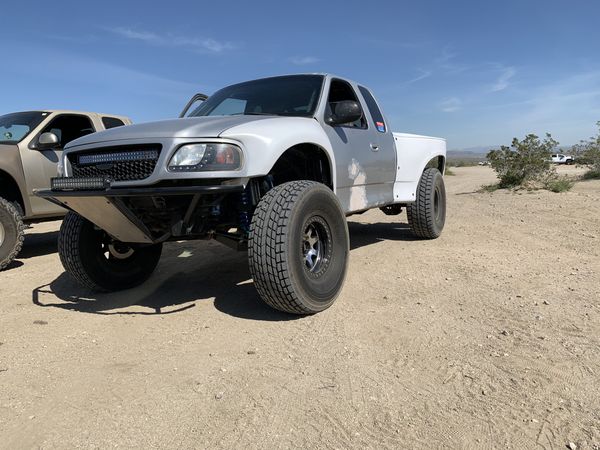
[[551, 154, 575, 165], [38, 74, 447, 314]]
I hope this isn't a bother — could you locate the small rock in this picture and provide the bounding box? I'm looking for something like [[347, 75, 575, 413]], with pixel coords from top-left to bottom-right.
[[568, 442, 577, 450], [29, 415, 35, 420], [501, 330, 509, 336], [247, 350, 256, 355], [220, 367, 227, 372], [516, 295, 523, 298], [215, 392, 224, 400], [33, 320, 48, 325], [543, 300, 550, 305]]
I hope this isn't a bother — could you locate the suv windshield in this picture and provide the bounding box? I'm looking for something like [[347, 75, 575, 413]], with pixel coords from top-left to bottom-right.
[[189, 75, 324, 118], [0, 111, 48, 144]]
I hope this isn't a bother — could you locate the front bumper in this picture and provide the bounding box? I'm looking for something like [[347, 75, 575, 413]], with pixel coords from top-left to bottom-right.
[[36, 178, 244, 244]]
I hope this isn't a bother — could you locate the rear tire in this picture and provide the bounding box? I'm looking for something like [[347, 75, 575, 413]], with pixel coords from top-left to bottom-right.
[[407, 168, 446, 239], [58, 212, 162, 291], [0, 197, 24, 270], [249, 181, 349, 314]]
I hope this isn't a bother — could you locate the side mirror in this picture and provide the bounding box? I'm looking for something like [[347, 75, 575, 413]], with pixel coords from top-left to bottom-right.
[[37, 132, 60, 150], [180, 93, 209, 118], [327, 100, 362, 126]]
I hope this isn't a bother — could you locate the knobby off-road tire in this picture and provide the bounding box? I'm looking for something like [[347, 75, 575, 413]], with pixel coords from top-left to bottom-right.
[[0, 197, 25, 270], [58, 212, 162, 291], [407, 168, 446, 239], [248, 181, 349, 314]]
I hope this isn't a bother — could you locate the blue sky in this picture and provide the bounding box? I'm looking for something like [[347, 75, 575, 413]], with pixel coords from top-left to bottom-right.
[[2, 0, 599, 149]]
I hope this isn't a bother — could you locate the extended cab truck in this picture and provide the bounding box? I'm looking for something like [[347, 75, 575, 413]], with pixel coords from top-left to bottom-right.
[[0, 110, 131, 269], [551, 154, 575, 165], [38, 75, 447, 314]]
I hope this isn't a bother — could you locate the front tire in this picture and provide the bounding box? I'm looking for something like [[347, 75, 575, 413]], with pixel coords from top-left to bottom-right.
[[58, 212, 162, 291], [249, 181, 349, 314], [407, 168, 446, 239], [0, 197, 24, 270]]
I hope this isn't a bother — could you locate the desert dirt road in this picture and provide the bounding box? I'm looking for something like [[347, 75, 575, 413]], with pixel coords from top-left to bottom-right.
[[1, 166, 599, 449]]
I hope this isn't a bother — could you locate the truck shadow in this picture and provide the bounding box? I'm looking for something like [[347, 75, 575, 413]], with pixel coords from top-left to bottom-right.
[[31, 222, 414, 319], [348, 221, 421, 249], [31, 242, 298, 321], [18, 230, 59, 259]]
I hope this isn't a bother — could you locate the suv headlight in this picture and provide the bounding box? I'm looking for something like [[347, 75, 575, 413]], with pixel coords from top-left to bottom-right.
[[168, 143, 242, 171]]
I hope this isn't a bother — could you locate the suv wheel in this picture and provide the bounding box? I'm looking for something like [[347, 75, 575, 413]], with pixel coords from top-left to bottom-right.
[[0, 197, 25, 270], [58, 212, 162, 291], [249, 181, 349, 314]]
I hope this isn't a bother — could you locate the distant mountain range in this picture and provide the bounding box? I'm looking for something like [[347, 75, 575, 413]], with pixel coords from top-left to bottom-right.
[[447, 146, 497, 160]]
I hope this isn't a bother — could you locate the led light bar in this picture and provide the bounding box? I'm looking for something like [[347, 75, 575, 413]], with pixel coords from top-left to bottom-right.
[[51, 177, 111, 191], [78, 150, 159, 165]]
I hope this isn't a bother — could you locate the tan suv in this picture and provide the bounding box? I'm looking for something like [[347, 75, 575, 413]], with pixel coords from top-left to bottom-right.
[[0, 110, 131, 269]]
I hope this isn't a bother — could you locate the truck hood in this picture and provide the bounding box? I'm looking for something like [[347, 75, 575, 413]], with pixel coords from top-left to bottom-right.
[[66, 115, 274, 149]]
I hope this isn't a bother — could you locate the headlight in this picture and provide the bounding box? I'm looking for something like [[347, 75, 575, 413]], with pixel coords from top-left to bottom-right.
[[169, 143, 242, 171]]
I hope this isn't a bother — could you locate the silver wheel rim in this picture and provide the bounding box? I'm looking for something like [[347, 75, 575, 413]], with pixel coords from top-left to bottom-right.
[[0, 221, 5, 247], [303, 223, 323, 272], [107, 243, 135, 260]]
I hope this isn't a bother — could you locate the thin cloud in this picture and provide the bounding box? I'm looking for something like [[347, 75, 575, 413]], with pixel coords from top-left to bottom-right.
[[106, 27, 234, 53], [289, 56, 320, 65], [435, 47, 470, 74], [404, 69, 432, 85], [439, 97, 462, 113], [491, 66, 516, 92]]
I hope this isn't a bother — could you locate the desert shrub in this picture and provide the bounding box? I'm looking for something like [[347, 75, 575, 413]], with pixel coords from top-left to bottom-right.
[[487, 134, 557, 188], [572, 121, 600, 178], [543, 176, 574, 193], [445, 167, 456, 176], [582, 169, 600, 180]]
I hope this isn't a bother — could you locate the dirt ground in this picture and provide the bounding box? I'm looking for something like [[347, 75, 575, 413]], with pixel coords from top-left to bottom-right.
[[1, 166, 599, 449]]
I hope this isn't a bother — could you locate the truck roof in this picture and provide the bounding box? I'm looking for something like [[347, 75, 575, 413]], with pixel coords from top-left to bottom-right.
[[4, 110, 130, 121]]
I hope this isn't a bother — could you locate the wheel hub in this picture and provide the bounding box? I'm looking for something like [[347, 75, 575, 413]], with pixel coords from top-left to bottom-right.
[[301, 217, 331, 274], [434, 187, 441, 221], [0, 221, 5, 247], [107, 242, 135, 260]]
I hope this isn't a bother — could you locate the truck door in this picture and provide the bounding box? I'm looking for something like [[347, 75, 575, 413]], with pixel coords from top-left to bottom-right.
[[20, 113, 96, 217], [357, 85, 397, 179], [321, 79, 395, 210]]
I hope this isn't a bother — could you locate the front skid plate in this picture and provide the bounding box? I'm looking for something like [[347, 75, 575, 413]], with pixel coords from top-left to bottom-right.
[[36, 184, 244, 244], [51, 195, 153, 243]]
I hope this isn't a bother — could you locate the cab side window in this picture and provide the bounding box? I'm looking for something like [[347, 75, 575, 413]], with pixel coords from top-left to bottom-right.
[[39, 114, 95, 148], [102, 117, 125, 129], [326, 79, 367, 129]]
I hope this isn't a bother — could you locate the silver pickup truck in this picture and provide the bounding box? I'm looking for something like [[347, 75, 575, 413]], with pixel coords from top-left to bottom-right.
[[39, 74, 446, 314], [0, 110, 131, 269]]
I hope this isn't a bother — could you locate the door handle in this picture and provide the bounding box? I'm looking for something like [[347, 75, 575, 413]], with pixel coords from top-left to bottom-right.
[[370, 143, 379, 152]]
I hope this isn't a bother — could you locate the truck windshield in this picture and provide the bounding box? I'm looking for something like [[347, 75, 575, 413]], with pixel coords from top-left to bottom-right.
[[0, 111, 48, 144], [189, 75, 324, 118]]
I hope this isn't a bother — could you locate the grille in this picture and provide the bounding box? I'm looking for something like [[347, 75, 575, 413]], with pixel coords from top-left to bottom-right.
[[68, 145, 161, 182]]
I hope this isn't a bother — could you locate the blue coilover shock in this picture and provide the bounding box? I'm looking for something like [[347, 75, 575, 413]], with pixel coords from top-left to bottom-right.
[[239, 188, 251, 233]]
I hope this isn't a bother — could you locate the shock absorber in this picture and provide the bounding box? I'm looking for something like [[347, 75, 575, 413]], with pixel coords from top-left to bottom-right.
[[239, 188, 251, 233]]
